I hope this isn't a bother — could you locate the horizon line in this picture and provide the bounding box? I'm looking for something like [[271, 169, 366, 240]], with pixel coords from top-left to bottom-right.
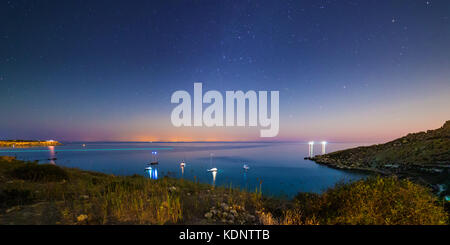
[[53, 140, 378, 144]]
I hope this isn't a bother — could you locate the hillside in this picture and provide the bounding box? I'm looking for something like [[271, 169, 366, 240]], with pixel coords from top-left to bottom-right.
[[311, 121, 450, 193]]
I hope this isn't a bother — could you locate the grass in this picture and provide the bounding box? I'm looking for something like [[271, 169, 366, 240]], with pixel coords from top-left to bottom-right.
[[0, 157, 264, 224], [0, 157, 447, 225], [289, 177, 448, 225]]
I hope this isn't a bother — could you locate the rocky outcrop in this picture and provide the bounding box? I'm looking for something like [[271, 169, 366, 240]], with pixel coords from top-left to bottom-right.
[[313, 121, 450, 169], [203, 202, 258, 224], [310, 121, 450, 192]]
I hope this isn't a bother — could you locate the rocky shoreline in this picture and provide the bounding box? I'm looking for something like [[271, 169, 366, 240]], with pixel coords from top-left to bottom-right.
[[311, 157, 449, 195], [305, 156, 390, 175]]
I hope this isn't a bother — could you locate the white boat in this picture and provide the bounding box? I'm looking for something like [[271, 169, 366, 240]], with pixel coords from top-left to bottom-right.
[[243, 164, 250, 170], [145, 166, 152, 170], [180, 161, 186, 167], [207, 167, 218, 172]]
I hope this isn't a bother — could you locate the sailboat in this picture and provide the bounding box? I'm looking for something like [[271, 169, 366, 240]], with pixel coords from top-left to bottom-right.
[[179, 158, 186, 176], [150, 151, 159, 165], [207, 153, 217, 172], [243, 163, 250, 171]]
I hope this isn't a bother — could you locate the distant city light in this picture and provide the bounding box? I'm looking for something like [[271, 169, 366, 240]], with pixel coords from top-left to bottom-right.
[[308, 141, 314, 157], [321, 141, 327, 155]]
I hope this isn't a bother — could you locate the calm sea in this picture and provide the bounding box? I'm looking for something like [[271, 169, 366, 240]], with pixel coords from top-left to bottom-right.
[[0, 142, 370, 198]]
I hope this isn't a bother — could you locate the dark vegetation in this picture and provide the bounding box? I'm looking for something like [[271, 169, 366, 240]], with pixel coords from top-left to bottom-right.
[[290, 177, 447, 225], [10, 162, 69, 182]]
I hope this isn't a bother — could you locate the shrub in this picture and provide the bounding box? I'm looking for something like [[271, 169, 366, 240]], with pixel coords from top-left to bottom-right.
[[287, 177, 448, 225], [10, 163, 69, 182], [0, 188, 35, 208]]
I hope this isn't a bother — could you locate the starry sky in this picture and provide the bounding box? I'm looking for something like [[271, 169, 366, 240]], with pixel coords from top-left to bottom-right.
[[1, 0, 449, 142]]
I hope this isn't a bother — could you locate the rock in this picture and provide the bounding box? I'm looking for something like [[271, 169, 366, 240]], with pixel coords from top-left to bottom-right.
[[204, 212, 213, 219], [230, 209, 238, 216], [169, 186, 177, 192], [248, 214, 256, 221], [80, 195, 89, 200], [220, 203, 229, 210], [0, 156, 16, 162], [77, 214, 88, 222], [5, 207, 17, 213], [31, 202, 45, 208]]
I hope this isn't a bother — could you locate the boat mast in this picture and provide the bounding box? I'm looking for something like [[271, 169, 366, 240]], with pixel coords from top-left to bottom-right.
[[210, 153, 213, 168]]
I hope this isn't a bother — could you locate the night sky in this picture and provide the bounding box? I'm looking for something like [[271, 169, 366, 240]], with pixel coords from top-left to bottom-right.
[[1, 0, 449, 142]]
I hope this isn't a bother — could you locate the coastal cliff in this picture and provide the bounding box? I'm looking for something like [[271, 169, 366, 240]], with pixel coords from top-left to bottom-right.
[[310, 121, 450, 192], [0, 140, 61, 147]]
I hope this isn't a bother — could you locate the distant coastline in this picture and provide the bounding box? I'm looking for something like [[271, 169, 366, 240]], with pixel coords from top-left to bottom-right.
[[0, 140, 61, 148]]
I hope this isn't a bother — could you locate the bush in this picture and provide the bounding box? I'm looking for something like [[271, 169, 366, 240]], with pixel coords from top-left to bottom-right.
[[10, 163, 69, 182], [0, 188, 35, 209], [288, 177, 447, 225]]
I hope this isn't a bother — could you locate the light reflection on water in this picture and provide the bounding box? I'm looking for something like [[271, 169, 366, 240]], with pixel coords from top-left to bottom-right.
[[146, 168, 158, 180], [211, 170, 217, 186], [0, 142, 371, 198], [48, 146, 56, 165]]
